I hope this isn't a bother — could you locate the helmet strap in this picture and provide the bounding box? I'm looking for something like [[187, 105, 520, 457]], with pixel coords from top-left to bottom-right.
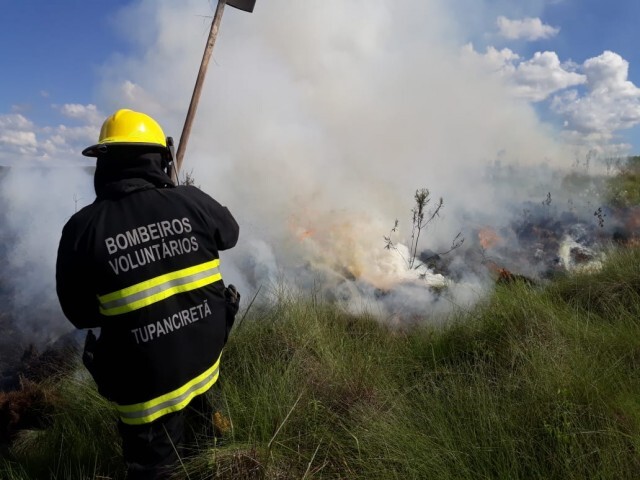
[[165, 136, 179, 185]]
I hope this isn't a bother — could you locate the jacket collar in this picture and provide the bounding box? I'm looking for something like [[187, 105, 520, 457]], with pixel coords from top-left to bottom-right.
[[94, 150, 175, 199]]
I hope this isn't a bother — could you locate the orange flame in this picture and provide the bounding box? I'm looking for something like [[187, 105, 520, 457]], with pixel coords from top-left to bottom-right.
[[478, 227, 501, 250], [625, 207, 640, 231], [297, 229, 316, 241]]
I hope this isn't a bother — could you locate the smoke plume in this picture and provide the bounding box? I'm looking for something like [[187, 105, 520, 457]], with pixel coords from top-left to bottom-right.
[[96, 0, 573, 311], [0, 167, 94, 344], [3, 0, 589, 342]]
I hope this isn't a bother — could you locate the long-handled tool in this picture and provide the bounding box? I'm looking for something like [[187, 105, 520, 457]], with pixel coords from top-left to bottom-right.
[[172, 0, 257, 182]]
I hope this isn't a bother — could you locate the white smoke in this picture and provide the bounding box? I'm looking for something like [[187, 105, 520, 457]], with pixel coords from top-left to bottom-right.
[[0, 166, 94, 343], [89, 0, 574, 316], [0, 0, 585, 339]]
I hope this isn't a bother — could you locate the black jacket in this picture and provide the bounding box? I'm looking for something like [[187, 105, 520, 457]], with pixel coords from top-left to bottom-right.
[[56, 152, 239, 425]]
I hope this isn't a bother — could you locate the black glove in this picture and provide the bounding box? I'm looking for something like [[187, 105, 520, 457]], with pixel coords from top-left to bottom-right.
[[224, 284, 241, 315], [82, 329, 97, 371], [224, 284, 241, 342]]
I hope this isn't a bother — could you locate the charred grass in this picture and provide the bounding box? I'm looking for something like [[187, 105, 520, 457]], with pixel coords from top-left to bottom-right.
[[3, 248, 640, 478], [0, 363, 122, 479]]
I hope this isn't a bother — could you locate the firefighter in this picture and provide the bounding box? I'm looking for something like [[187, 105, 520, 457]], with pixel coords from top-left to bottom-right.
[[55, 109, 240, 479]]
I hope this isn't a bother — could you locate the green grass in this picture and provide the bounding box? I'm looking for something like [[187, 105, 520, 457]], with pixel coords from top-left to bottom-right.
[[606, 156, 640, 207], [2, 248, 640, 479]]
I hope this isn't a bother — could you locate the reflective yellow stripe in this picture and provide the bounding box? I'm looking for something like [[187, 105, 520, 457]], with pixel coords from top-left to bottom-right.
[[116, 355, 221, 425], [98, 259, 221, 316]]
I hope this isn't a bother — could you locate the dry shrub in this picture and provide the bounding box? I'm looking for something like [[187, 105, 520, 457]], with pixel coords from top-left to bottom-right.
[[0, 378, 58, 445]]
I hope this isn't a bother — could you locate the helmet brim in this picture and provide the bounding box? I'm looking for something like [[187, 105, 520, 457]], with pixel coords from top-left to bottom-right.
[[82, 142, 168, 157], [82, 144, 105, 157]]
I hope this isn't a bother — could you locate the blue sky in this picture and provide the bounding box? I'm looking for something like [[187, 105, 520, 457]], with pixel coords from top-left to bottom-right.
[[0, 1, 127, 121], [1, 0, 640, 165]]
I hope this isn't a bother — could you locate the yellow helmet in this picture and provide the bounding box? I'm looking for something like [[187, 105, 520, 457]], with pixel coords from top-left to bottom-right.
[[82, 109, 167, 157]]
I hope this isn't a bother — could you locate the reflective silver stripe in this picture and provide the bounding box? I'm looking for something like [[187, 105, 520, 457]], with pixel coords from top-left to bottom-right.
[[97, 259, 222, 316], [118, 364, 219, 422], [100, 267, 219, 311], [116, 356, 222, 425]]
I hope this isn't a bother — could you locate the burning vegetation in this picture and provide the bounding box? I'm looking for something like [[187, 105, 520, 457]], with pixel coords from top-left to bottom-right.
[[1, 158, 640, 477], [0, 326, 78, 446]]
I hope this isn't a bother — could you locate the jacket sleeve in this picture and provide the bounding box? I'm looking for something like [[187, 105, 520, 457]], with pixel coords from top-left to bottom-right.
[[211, 203, 239, 251], [189, 187, 239, 251], [55, 220, 102, 329]]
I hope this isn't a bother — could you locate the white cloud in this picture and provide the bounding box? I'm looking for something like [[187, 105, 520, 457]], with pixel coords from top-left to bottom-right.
[[58, 103, 103, 125], [0, 113, 34, 130], [551, 51, 640, 140], [0, 130, 37, 154], [510, 51, 586, 102], [40, 134, 67, 156], [497, 16, 559, 41], [0, 106, 101, 164], [583, 51, 639, 97], [464, 45, 640, 149], [463, 45, 585, 101], [0, 114, 38, 158], [461, 43, 520, 71]]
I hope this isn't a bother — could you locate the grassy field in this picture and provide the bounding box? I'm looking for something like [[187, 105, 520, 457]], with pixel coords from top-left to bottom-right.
[[606, 156, 640, 208], [1, 244, 639, 479]]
